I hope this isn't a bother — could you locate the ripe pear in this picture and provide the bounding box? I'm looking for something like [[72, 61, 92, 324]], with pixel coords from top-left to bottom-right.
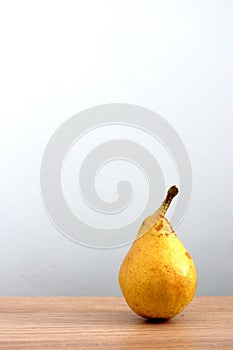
[[118, 186, 197, 319]]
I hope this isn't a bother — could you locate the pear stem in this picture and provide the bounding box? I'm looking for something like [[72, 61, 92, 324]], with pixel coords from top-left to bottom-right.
[[160, 185, 179, 216]]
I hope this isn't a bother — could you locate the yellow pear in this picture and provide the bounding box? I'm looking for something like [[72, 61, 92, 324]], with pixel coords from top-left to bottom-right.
[[118, 186, 197, 319]]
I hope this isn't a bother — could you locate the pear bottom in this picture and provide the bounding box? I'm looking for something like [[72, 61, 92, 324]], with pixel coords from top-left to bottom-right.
[[119, 218, 197, 319]]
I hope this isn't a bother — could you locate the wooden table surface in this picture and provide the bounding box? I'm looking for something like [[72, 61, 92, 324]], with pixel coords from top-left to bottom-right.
[[0, 296, 232, 349]]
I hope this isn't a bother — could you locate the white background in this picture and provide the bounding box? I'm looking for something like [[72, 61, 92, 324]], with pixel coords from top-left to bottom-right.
[[0, 0, 233, 296]]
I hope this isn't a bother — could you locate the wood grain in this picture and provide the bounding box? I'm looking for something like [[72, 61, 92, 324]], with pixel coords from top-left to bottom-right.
[[0, 296, 232, 349]]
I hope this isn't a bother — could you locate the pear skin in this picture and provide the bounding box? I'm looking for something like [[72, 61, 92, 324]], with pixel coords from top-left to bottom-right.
[[118, 186, 197, 319]]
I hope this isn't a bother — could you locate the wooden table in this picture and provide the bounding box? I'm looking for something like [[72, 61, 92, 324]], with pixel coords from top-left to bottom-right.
[[0, 296, 232, 349]]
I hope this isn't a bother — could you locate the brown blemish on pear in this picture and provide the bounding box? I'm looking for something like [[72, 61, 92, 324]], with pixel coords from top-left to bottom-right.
[[185, 251, 192, 259], [156, 222, 163, 231]]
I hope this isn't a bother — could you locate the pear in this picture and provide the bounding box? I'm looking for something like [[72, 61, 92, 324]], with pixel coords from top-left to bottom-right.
[[118, 186, 197, 319]]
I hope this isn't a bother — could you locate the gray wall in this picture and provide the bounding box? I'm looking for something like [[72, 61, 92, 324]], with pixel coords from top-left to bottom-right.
[[0, 0, 233, 296]]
